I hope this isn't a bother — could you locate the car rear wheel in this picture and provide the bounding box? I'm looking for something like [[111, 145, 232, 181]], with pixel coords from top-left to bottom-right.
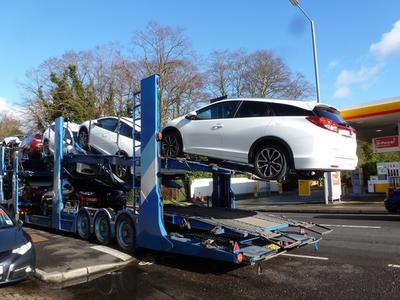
[[113, 151, 131, 180], [42, 139, 51, 157], [161, 131, 183, 157], [78, 128, 89, 150], [253, 144, 288, 180]]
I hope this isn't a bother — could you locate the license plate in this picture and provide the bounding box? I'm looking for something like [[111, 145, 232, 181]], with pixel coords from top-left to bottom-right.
[[0, 265, 3, 275]]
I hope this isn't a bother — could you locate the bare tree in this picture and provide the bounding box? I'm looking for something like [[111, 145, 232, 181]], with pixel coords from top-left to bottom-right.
[[133, 22, 206, 123], [21, 44, 141, 130], [0, 113, 23, 140], [207, 49, 313, 100]]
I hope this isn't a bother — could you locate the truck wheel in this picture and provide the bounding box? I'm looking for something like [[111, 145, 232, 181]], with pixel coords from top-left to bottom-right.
[[77, 211, 91, 240], [116, 214, 136, 253], [94, 211, 112, 245]]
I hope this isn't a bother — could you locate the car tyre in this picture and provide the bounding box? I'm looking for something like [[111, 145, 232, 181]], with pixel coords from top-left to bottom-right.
[[42, 139, 51, 157], [41, 199, 50, 216], [161, 131, 183, 157], [113, 151, 131, 180], [253, 144, 288, 180], [78, 128, 89, 150]]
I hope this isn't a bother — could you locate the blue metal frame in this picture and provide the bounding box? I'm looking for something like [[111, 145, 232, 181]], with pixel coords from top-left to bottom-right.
[[136, 75, 172, 251], [12, 150, 19, 219], [0, 146, 5, 204], [52, 117, 64, 229]]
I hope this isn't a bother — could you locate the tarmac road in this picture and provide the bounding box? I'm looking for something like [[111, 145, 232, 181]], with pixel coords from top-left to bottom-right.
[[2, 212, 400, 299]]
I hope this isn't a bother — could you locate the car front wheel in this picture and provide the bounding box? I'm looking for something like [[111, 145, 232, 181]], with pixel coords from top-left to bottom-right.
[[161, 131, 183, 157], [253, 144, 288, 180], [78, 129, 89, 150]]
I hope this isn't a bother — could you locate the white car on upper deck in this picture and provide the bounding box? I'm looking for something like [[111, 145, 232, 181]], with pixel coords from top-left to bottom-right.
[[161, 98, 358, 180], [77, 116, 141, 179]]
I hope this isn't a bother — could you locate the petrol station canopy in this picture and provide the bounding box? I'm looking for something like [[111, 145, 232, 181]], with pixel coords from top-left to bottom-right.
[[340, 97, 400, 150]]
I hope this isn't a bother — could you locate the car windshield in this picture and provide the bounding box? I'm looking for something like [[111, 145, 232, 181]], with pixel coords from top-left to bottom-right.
[[0, 208, 15, 229], [314, 105, 347, 125]]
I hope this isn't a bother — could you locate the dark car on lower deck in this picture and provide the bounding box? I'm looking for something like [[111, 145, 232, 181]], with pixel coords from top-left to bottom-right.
[[0, 205, 36, 285]]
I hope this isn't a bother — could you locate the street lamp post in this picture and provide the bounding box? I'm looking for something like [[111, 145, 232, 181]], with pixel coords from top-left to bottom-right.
[[289, 0, 320, 103]]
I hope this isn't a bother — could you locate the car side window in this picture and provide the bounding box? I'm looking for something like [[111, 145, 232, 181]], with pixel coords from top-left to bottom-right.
[[235, 101, 274, 118], [97, 118, 118, 132], [268, 103, 313, 116], [196, 101, 240, 120], [119, 122, 133, 139]]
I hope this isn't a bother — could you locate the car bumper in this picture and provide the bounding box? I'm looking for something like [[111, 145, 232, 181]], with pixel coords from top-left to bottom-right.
[[294, 155, 358, 171], [0, 249, 36, 285]]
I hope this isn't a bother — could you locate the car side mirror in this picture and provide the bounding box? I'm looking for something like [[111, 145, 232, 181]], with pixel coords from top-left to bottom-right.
[[17, 219, 23, 227], [185, 111, 197, 120]]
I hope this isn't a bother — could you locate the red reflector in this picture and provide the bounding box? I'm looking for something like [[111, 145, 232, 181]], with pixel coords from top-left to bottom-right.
[[331, 165, 339, 168], [233, 242, 243, 263]]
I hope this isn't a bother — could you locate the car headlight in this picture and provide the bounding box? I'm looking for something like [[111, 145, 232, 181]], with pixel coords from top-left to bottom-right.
[[12, 241, 32, 255]]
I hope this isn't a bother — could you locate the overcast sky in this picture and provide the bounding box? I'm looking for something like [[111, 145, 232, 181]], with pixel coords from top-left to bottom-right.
[[1, 0, 399, 112]]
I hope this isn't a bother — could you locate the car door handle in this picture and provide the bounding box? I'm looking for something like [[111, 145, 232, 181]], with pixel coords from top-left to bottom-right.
[[102, 133, 108, 137], [212, 124, 224, 129]]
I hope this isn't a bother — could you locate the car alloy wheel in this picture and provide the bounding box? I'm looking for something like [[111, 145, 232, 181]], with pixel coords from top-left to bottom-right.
[[113, 151, 130, 180], [254, 145, 287, 180], [78, 129, 89, 150], [43, 139, 51, 156], [161, 132, 182, 157]]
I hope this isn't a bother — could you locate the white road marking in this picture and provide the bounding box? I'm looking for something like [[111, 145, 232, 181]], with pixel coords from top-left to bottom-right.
[[320, 224, 381, 229], [91, 245, 133, 261], [282, 253, 329, 260], [388, 264, 400, 268]]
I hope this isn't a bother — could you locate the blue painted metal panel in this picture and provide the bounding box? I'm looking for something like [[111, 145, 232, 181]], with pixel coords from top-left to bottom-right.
[[169, 236, 238, 263], [137, 75, 171, 251], [12, 152, 19, 219], [0, 146, 5, 204], [161, 158, 234, 175], [52, 117, 64, 230]]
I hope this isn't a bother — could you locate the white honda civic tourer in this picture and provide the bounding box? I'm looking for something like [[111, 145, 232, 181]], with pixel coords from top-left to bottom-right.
[[161, 98, 358, 180]]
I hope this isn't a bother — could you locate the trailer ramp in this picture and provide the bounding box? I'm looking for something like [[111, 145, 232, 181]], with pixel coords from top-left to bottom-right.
[[164, 205, 330, 264]]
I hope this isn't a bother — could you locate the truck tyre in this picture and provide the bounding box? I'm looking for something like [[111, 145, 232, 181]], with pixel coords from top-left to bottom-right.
[[77, 211, 91, 240], [94, 211, 112, 245], [116, 214, 136, 253]]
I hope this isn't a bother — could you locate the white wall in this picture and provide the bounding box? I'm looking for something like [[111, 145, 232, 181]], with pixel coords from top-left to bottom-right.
[[190, 177, 278, 197]]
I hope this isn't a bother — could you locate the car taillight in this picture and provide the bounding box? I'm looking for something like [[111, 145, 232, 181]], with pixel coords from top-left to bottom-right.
[[306, 116, 339, 133]]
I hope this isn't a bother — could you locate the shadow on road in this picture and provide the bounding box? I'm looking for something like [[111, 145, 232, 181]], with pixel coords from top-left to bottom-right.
[[312, 214, 400, 222], [134, 248, 241, 275]]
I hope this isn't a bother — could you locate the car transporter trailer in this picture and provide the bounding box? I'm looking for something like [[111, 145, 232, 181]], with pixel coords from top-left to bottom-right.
[[0, 74, 331, 267]]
